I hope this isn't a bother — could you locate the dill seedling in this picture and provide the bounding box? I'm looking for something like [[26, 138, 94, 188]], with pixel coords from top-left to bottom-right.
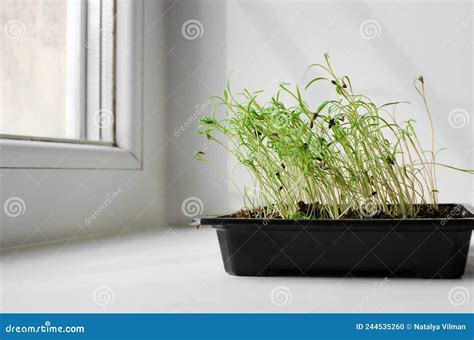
[[196, 54, 473, 219]]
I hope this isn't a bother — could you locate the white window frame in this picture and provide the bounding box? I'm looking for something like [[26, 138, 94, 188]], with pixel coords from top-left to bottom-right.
[[0, 0, 143, 170]]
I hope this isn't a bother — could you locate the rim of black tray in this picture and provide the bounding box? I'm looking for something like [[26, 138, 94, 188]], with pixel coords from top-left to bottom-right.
[[194, 204, 474, 231]]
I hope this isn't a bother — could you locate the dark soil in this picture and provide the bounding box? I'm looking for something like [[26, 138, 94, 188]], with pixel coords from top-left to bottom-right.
[[229, 203, 469, 219]]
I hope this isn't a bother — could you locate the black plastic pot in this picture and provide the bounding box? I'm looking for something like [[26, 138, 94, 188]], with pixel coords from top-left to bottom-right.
[[197, 204, 474, 278]]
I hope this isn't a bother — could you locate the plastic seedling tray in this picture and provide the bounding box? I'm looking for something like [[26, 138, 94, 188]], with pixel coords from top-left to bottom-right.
[[197, 204, 474, 278]]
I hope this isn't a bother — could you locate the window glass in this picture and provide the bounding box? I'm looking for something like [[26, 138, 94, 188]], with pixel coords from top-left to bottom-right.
[[0, 0, 76, 139]]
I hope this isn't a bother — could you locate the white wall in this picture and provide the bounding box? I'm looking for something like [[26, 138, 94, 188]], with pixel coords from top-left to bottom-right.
[[167, 0, 473, 225]]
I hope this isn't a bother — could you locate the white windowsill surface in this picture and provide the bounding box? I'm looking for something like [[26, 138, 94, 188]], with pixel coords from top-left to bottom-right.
[[1, 227, 473, 313], [0, 138, 140, 169]]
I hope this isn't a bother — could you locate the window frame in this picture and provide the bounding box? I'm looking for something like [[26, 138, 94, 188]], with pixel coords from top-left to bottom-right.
[[0, 0, 143, 170]]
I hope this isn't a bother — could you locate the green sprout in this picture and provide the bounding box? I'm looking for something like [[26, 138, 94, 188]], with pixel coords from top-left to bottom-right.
[[196, 54, 473, 219]]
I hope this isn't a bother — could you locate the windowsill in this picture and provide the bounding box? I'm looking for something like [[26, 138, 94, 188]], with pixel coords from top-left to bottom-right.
[[1, 226, 473, 313], [0, 138, 140, 170], [0, 133, 114, 146]]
